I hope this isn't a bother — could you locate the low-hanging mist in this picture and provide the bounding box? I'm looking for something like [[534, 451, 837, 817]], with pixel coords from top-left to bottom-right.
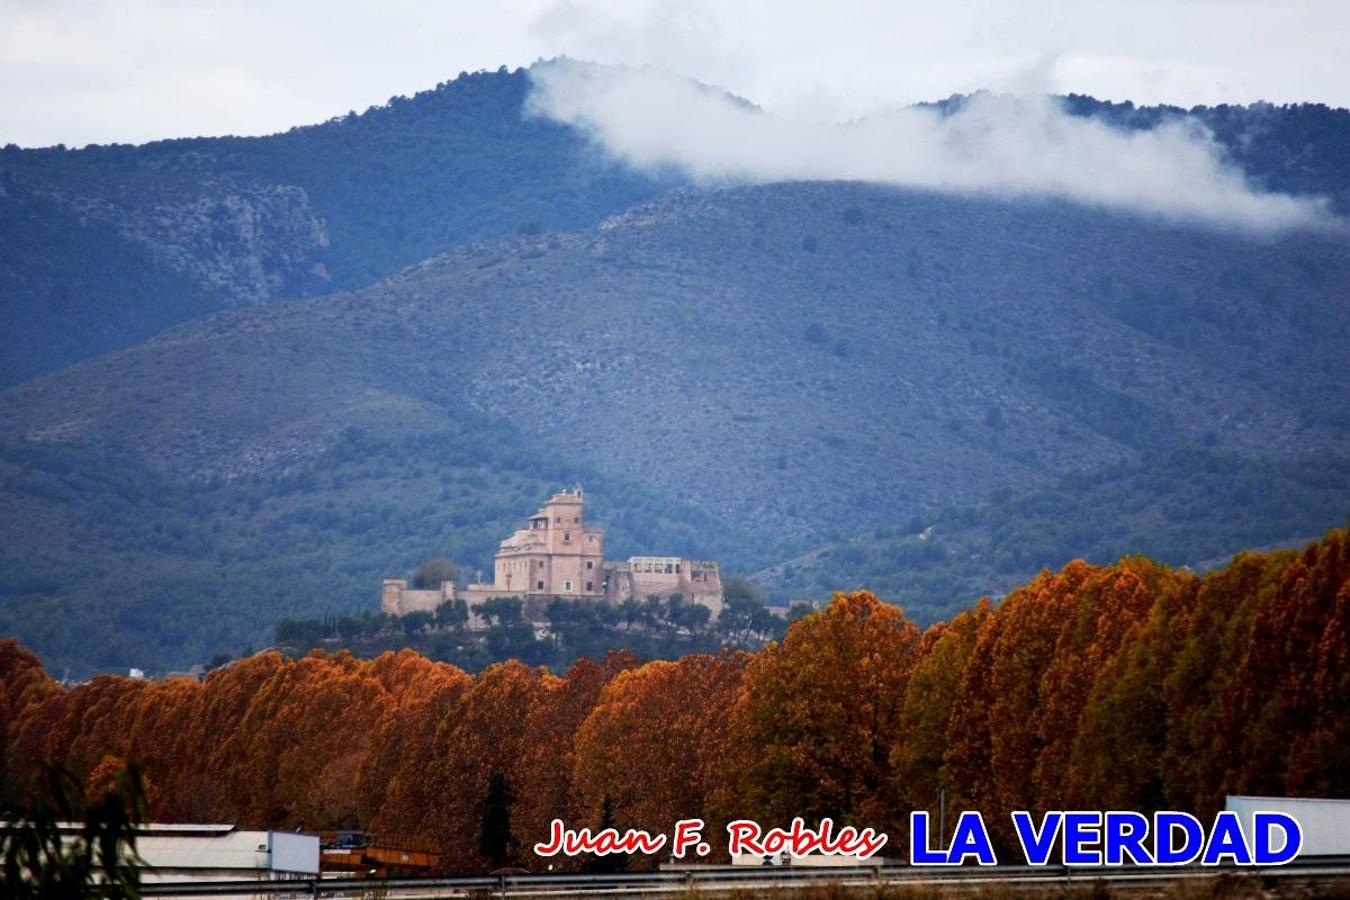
[[526, 59, 1332, 233]]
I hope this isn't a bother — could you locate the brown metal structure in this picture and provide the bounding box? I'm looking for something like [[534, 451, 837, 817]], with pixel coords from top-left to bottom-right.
[[319, 833, 440, 878]]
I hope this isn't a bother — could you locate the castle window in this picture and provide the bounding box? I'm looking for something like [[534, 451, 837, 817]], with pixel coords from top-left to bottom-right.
[[586, 581, 593, 592], [563, 531, 571, 542], [564, 580, 573, 592], [574, 516, 580, 523], [586, 560, 594, 570], [537, 580, 545, 590]]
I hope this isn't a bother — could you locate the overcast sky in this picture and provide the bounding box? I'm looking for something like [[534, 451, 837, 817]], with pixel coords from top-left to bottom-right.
[[2, 0, 1348, 148]]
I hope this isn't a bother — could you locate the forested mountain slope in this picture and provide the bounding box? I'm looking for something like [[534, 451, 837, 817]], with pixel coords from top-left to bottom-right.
[[2, 181, 1348, 673], [0, 67, 669, 385], [4, 63, 1349, 386]]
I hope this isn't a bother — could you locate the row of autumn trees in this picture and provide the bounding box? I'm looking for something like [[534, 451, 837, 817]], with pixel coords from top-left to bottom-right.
[[1, 530, 1347, 871]]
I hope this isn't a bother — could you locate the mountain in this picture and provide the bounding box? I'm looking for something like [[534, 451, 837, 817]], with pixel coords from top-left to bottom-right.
[[5, 63, 1350, 388], [754, 448, 1350, 608], [3, 177, 1350, 675], [0, 67, 670, 386], [1059, 95, 1350, 212]]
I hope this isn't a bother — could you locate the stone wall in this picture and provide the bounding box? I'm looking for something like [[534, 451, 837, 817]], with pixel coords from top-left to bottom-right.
[[380, 578, 453, 616]]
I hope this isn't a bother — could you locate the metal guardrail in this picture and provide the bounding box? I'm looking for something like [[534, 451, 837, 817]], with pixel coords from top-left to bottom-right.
[[128, 854, 1350, 898]]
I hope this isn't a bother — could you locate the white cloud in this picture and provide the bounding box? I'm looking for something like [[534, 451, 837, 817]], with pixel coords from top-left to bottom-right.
[[527, 59, 1333, 233], [3, 0, 1348, 149]]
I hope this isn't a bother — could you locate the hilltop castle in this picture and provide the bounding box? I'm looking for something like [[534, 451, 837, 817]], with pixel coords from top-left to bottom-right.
[[381, 488, 724, 620]]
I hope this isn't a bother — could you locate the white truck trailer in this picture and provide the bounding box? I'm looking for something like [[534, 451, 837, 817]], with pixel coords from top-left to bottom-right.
[[1225, 795, 1350, 856]]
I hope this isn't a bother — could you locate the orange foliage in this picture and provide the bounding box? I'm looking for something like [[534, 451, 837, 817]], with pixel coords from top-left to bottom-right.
[[1160, 550, 1294, 814], [721, 591, 922, 837], [0, 638, 61, 799], [4, 530, 1349, 872], [572, 651, 746, 859], [1226, 532, 1350, 798], [1066, 569, 1198, 811], [891, 600, 990, 830], [514, 656, 617, 866], [1031, 558, 1183, 809], [418, 660, 554, 870], [944, 564, 1091, 843], [357, 651, 474, 840]]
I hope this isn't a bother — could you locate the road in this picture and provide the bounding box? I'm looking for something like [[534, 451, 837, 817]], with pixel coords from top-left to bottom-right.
[[135, 855, 1350, 898]]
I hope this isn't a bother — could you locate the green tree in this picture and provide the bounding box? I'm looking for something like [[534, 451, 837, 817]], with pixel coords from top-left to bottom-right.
[[413, 557, 459, 589], [642, 595, 664, 632], [620, 599, 642, 632], [671, 600, 711, 635], [580, 795, 628, 873], [719, 576, 770, 643], [435, 598, 470, 633], [479, 771, 513, 868], [401, 610, 433, 636], [485, 621, 541, 665], [723, 576, 765, 605], [474, 597, 524, 627]]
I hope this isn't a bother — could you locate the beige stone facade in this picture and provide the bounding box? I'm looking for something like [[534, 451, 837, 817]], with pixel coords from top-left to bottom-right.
[[603, 556, 724, 618], [379, 578, 452, 617], [485, 490, 606, 598], [380, 488, 724, 620]]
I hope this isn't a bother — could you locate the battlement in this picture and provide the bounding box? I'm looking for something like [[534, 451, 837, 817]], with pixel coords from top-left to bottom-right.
[[623, 557, 720, 572]]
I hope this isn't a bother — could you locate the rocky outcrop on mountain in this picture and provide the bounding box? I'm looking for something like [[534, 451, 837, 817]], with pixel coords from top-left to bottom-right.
[[0, 168, 335, 386], [0, 67, 668, 386], [50, 180, 332, 304]]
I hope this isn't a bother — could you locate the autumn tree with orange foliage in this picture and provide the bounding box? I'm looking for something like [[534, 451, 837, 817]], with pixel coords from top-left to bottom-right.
[[890, 599, 989, 838], [1159, 550, 1295, 815], [0, 639, 60, 805], [1225, 531, 1350, 799], [1031, 558, 1186, 810], [418, 660, 554, 870], [571, 651, 746, 862], [943, 563, 1092, 848], [356, 650, 474, 841], [180, 650, 287, 822], [720, 590, 921, 839], [513, 654, 634, 869], [1066, 569, 1198, 812]]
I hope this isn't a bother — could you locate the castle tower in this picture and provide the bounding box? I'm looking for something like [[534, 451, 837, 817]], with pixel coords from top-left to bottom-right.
[[492, 487, 606, 597]]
